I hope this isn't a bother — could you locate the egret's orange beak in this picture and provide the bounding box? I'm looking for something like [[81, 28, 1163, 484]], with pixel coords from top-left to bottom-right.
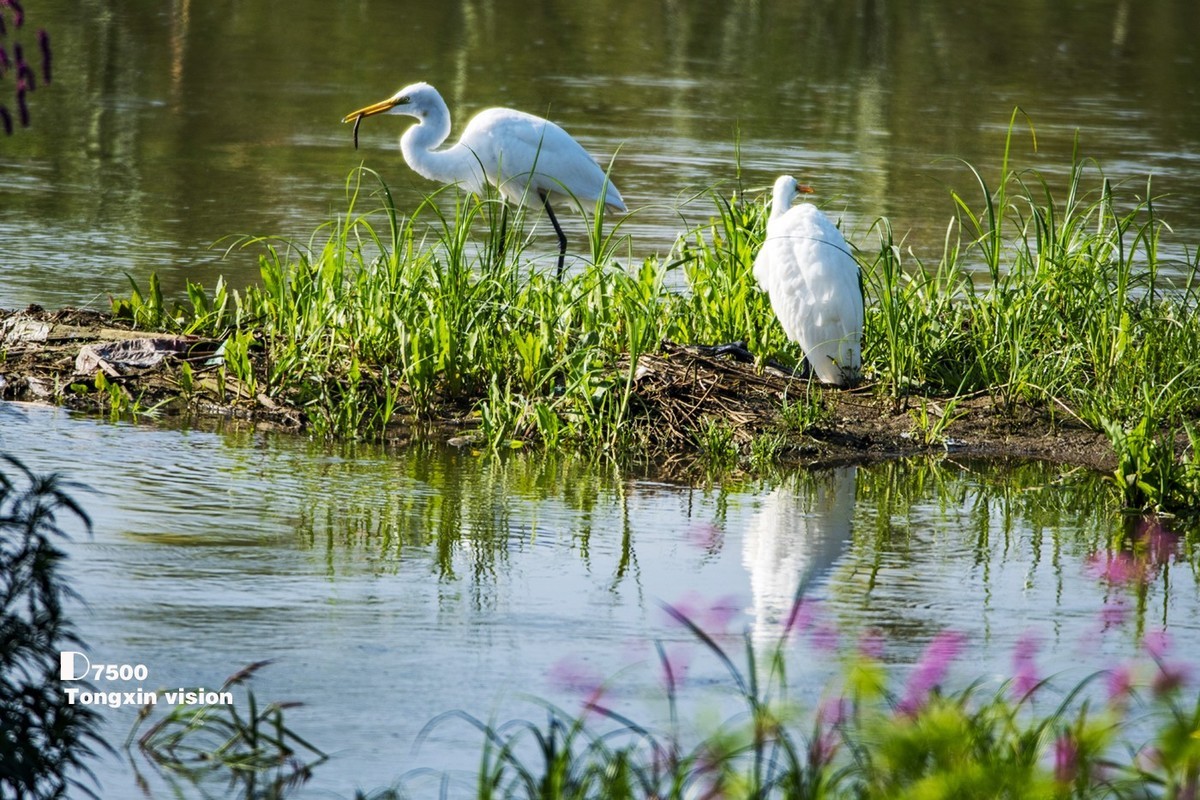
[[797, 184, 815, 194], [340, 96, 398, 124]]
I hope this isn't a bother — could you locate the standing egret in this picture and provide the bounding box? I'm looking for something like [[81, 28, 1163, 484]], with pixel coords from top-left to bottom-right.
[[342, 82, 626, 278], [753, 175, 863, 386]]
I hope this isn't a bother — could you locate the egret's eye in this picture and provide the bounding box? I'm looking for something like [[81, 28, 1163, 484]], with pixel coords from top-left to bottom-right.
[[398, 95, 410, 105]]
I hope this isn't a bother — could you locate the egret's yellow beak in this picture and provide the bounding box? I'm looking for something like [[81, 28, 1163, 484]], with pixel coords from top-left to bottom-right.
[[796, 184, 815, 194], [341, 96, 398, 124]]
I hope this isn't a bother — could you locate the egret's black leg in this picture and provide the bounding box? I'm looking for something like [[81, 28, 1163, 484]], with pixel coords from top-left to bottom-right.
[[540, 190, 568, 279], [494, 202, 509, 264]]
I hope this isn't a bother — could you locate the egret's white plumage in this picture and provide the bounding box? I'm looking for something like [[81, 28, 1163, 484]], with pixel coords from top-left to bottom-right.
[[753, 175, 863, 386], [342, 82, 625, 276]]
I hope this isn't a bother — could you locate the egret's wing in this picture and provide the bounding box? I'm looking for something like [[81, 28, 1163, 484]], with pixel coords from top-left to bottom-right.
[[461, 109, 623, 211], [756, 205, 862, 383]]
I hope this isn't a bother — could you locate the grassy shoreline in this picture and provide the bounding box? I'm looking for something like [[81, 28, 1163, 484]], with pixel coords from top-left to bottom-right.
[[5, 131, 1200, 513]]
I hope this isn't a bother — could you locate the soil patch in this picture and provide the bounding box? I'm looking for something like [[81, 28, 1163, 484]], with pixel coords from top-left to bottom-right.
[[0, 306, 1116, 473]]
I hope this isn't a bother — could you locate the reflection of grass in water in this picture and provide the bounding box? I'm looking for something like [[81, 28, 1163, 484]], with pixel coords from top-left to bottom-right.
[[282, 449, 1191, 631], [127, 661, 326, 799], [111, 120, 1200, 514]]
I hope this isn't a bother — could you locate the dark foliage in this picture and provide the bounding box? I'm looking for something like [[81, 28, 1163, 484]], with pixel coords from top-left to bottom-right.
[[0, 455, 103, 799]]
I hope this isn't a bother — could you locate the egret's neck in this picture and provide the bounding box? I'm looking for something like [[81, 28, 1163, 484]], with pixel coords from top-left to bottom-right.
[[400, 117, 481, 191], [770, 184, 795, 220]]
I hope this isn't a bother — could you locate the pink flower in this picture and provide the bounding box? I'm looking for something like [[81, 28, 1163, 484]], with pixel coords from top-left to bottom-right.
[[1054, 733, 1078, 783], [1010, 632, 1042, 701], [897, 631, 964, 715], [1105, 664, 1135, 708]]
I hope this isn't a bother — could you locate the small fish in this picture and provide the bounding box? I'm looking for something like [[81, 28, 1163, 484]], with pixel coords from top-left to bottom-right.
[[0, 106, 11, 136], [352, 113, 363, 150]]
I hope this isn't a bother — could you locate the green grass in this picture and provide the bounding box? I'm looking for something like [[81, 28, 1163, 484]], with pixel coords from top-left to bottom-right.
[[110, 121, 1200, 514], [405, 601, 1200, 800]]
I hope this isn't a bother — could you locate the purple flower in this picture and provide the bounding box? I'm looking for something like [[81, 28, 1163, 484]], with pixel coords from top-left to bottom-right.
[[807, 728, 839, 767], [817, 695, 850, 727], [3, 0, 25, 29], [809, 621, 840, 653], [1010, 632, 1042, 701], [1105, 664, 1135, 708], [897, 630, 964, 715], [1054, 733, 1078, 783]]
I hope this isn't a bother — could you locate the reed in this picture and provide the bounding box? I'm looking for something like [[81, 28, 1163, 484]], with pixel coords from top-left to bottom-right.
[[399, 593, 1200, 799], [127, 661, 326, 798], [110, 129, 1200, 513]]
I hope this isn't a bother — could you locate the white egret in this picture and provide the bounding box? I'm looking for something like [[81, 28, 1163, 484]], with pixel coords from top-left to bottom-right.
[[753, 175, 863, 386], [342, 82, 626, 278]]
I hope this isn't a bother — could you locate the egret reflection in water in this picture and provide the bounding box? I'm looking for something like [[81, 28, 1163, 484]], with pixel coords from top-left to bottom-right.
[[742, 467, 857, 652]]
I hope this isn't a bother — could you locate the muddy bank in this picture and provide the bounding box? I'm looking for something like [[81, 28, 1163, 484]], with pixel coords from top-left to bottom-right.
[[0, 306, 1115, 473]]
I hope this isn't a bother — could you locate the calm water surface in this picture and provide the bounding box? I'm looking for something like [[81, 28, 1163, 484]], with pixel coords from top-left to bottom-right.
[[4, 2, 1200, 796], [2, 402, 1198, 797], [2, 0, 1200, 308]]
